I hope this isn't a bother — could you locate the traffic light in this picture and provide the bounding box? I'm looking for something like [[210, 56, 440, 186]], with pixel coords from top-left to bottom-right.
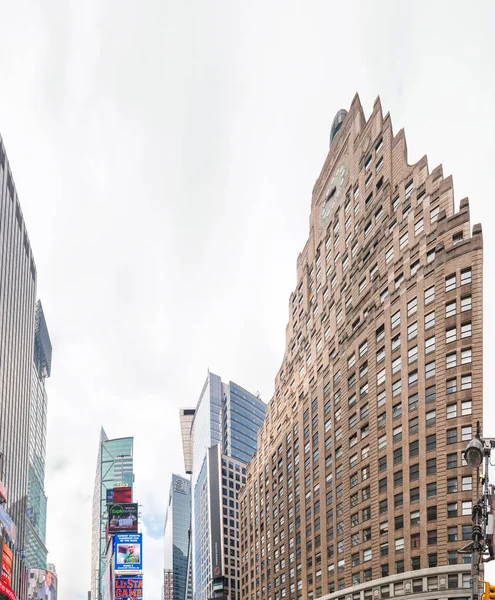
[[482, 581, 495, 600]]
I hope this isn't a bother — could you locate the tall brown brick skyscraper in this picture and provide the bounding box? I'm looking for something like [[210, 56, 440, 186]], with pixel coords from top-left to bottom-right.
[[240, 95, 482, 600]]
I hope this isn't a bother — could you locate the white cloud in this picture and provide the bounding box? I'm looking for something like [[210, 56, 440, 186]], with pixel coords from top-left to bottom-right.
[[1, 0, 495, 597]]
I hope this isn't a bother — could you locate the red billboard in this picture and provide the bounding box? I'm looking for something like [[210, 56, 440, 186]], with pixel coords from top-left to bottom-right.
[[113, 487, 132, 503], [115, 575, 142, 598], [1, 544, 12, 587], [0, 580, 15, 600]]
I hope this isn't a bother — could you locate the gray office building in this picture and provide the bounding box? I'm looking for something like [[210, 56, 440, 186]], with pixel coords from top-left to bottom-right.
[[182, 371, 266, 600], [163, 474, 192, 600], [0, 135, 38, 598]]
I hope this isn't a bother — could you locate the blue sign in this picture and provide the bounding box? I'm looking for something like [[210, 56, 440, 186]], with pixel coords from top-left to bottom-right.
[[114, 533, 142, 572], [0, 506, 16, 544]]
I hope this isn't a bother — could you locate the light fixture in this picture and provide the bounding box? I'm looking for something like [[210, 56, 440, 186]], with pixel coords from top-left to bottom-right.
[[464, 438, 484, 470]]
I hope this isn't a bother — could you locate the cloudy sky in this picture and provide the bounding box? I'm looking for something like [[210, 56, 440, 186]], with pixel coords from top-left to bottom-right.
[[1, 1, 495, 598]]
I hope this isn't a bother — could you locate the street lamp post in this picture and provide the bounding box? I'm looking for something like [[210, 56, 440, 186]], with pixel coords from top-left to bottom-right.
[[463, 426, 495, 600]]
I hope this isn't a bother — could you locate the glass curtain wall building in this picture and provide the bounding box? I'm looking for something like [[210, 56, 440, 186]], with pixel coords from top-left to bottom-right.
[[163, 474, 192, 600], [0, 135, 38, 598], [90, 429, 134, 600], [185, 371, 265, 600], [25, 301, 52, 570]]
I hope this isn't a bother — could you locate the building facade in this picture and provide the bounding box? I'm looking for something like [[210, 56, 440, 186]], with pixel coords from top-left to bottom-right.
[[163, 474, 192, 600], [90, 429, 134, 600], [25, 301, 52, 570], [0, 135, 38, 599], [240, 95, 482, 600], [185, 372, 265, 600]]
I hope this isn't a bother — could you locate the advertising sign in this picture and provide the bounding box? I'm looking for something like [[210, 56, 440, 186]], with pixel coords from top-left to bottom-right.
[[113, 487, 132, 503], [27, 569, 58, 600], [115, 575, 142, 598], [0, 507, 16, 544], [0, 580, 15, 600], [108, 503, 138, 533], [1, 544, 12, 587], [0, 481, 6, 504], [114, 533, 142, 572]]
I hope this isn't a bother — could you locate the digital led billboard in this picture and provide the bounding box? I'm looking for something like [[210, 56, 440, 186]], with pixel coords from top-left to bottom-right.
[[114, 575, 142, 598], [27, 569, 58, 600], [108, 503, 138, 533], [114, 533, 142, 572], [1, 543, 12, 587]]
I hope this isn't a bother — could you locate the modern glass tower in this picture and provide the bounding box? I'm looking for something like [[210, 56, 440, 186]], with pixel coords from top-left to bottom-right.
[[240, 95, 483, 600], [163, 474, 192, 600], [25, 301, 52, 570], [0, 135, 38, 598], [184, 371, 266, 600], [90, 429, 134, 600]]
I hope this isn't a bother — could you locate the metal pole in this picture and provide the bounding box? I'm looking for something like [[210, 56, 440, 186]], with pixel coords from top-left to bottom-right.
[[472, 498, 483, 600]]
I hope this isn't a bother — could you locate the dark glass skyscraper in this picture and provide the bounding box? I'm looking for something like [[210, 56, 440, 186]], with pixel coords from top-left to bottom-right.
[[25, 301, 52, 570], [0, 135, 38, 598], [163, 474, 192, 600]]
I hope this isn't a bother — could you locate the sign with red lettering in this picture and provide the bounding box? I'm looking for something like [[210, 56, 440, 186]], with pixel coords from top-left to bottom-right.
[[115, 575, 143, 598], [0, 579, 16, 600]]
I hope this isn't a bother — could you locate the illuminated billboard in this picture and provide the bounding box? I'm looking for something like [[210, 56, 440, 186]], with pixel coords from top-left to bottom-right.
[[27, 569, 58, 600], [0, 580, 15, 600], [108, 503, 138, 533], [114, 533, 142, 572], [115, 575, 142, 598], [1, 543, 12, 587]]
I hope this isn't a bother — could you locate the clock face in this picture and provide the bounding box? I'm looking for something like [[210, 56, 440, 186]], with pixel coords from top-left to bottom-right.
[[321, 163, 347, 227]]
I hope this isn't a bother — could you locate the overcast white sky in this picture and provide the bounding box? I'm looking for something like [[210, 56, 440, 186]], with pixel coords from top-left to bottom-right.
[[1, 1, 495, 598]]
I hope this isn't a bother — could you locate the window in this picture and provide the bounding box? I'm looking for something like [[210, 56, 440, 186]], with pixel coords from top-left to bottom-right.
[[461, 268, 472, 285], [378, 456, 387, 472], [393, 448, 403, 465], [425, 336, 435, 353], [462, 348, 472, 364], [409, 416, 418, 434], [462, 401, 472, 415], [426, 434, 436, 451], [462, 500, 472, 515], [410, 486, 419, 502], [430, 205, 440, 223], [411, 259, 420, 276], [446, 352, 457, 369], [426, 410, 437, 427], [446, 327, 457, 343], [447, 502, 458, 518], [377, 368, 386, 386], [393, 426, 402, 442], [410, 510, 420, 526], [359, 340, 368, 357], [448, 526, 458, 542], [395, 538, 404, 552], [415, 218, 424, 236], [426, 458, 436, 475], [447, 478, 458, 493], [408, 321, 417, 340], [376, 324, 385, 342], [377, 390, 386, 408], [446, 301, 456, 318], [392, 357, 401, 374], [428, 530, 438, 545], [445, 274, 456, 292], [378, 435, 387, 450], [410, 464, 419, 481], [447, 430, 458, 446], [425, 311, 435, 329], [427, 248, 435, 263], [395, 273, 404, 289], [407, 297, 417, 316], [461, 296, 472, 312], [408, 346, 418, 364], [447, 404, 457, 419], [462, 476, 473, 492], [392, 379, 402, 397], [391, 310, 400, 329], [461, 374, 472, 390], [425, 361, 436, 378], [425, 286, 435, 304], [392, 334, 401, 351], [386, 247, 394, 264], [400, 232, 408, 250], [461, 322, 472, 338], [425, 385, 436, 403], [427, 482, 437, 498]]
